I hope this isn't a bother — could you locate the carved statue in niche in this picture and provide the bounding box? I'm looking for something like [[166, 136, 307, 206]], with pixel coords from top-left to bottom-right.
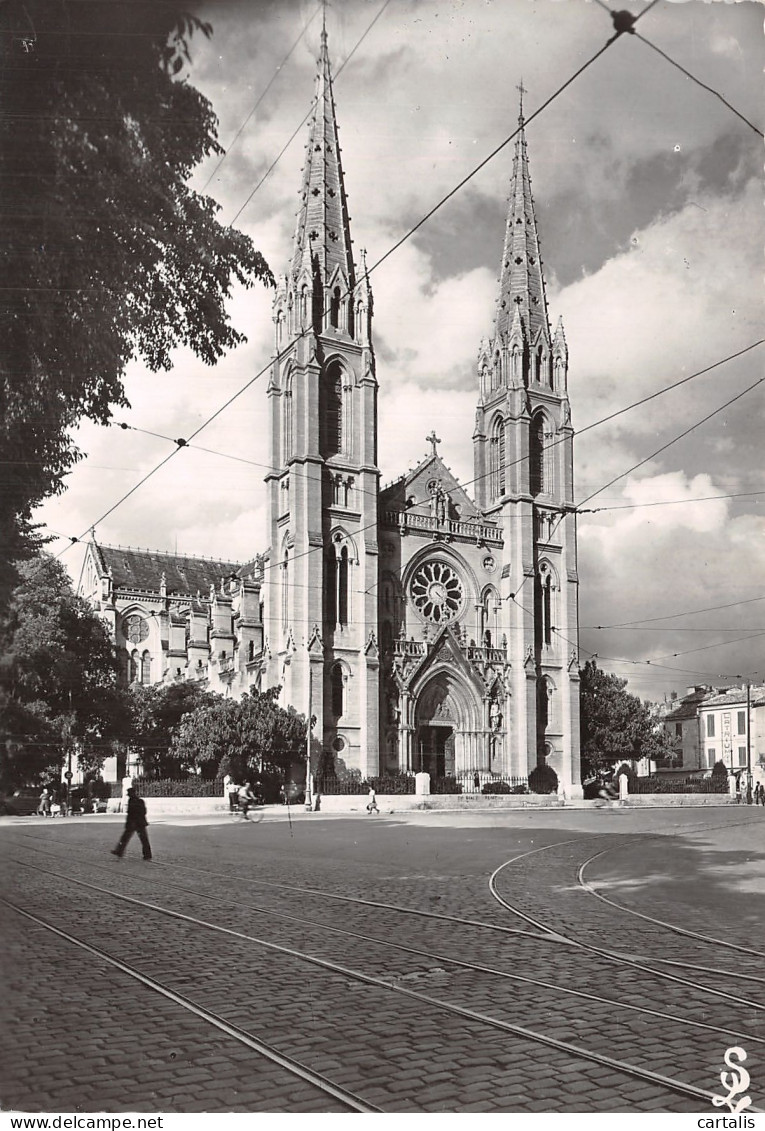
[[489, 699, 502, 731]]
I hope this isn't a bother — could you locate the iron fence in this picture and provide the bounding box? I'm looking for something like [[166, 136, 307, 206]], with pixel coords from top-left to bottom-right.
[[316, 774, 416, 795], [631, 776, 728, 795]]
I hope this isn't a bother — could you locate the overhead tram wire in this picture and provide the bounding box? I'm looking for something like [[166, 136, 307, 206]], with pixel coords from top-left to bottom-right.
[[576, 376, 765, 510], [597, 594, 765, 630], [506, 373, 764, 608], [36, 16, 629, 574], [33, 12, 762, 585], [105, 338, 765, 524], [200, 4, 322, 194]]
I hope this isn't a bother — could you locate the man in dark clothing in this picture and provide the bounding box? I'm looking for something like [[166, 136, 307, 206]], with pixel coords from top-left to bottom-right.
[[111, 788, 152, 859]]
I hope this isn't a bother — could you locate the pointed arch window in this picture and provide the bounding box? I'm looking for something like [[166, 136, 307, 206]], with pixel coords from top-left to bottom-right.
[[330, 663, 344, 718], [481, 587, 498, 648], [325, 550, 337, 627], [534, 564, 555, 649], [299, 285, 308, 326], [141, 650, 151, 685], [283, 370, 294, 461], [338, 546, 349, 627], [130, 650, 140, 683], [326, 535, 352, 631], [320, 362, 344, 457], [281, 549, 290, 633], [530, 413, 546, 496], [489, 415, 505, 501], [330, 286, 342, 329]]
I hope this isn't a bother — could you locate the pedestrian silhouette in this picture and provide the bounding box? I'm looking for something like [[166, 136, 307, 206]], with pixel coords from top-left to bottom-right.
[[111, 787, 152, 860]]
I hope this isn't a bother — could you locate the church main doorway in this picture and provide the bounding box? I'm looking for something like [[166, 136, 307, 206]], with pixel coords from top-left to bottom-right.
[[416, 724, 454, 776]]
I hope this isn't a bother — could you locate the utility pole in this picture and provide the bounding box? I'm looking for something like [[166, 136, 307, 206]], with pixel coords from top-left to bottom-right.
[[746, 680, 752, 804], [305, 670, 313, 812]]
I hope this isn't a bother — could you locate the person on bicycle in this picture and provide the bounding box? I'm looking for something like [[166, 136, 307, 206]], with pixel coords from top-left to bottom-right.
[[237, 781, 257, 820]]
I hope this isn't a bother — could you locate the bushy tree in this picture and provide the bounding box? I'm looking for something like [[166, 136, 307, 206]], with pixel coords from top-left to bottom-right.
[[0, 554, 130, 789], [579, 660, 677, 779], [129, 682, 221, 778], [172, 688, 307, 781], [0, 2, 273, 606]]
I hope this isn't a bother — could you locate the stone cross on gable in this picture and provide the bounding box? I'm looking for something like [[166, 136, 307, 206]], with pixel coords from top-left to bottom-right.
[[426, 430, 441, 458]]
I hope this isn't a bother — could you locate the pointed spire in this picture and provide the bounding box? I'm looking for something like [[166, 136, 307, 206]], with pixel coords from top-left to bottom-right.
[[291, 26, 354, 292], [495, 84, 550, 346]]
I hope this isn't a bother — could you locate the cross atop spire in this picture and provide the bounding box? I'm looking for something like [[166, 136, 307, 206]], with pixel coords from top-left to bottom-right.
[[516, 79, 526, 124]]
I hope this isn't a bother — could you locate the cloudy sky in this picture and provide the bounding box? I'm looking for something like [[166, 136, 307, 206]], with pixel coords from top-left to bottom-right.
[[38, 0, 764, 700]]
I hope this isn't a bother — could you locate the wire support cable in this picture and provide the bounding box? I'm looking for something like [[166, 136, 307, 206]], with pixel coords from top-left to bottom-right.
[[229, 0, 393, 226], [200, 4, 322, 194], [634, 32, 763, 138]]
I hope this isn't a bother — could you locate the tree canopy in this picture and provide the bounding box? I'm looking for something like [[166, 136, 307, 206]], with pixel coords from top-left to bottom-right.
[[0, 2, 273, 605], [579, 660, 677, 779], [172, 688, 307, 782], [129, 681, 220, 779], [0, 554, 129, 789]]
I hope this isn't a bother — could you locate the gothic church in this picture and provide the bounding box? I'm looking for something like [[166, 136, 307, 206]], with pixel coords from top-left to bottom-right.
[[82, 30, 582, 796]]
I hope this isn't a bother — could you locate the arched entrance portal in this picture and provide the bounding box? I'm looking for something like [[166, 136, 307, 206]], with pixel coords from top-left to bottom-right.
[[413, 672, 484, 777]]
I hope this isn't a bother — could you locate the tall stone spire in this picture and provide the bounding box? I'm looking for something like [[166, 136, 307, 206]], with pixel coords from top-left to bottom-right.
[[495, 86, 550, 346], [291, 26, 355, 292]]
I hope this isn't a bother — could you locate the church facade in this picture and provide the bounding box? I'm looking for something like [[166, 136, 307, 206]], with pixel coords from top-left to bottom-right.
[[81, 31, 582, 795]]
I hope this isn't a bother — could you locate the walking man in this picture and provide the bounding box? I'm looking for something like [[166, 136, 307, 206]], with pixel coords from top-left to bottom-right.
[[111, 787, 152, 860], [366, 786, 379, 814]]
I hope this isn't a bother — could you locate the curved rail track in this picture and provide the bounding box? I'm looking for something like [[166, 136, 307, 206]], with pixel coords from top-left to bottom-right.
[[4, 811, 762, 1113], [15, 839, 765, 1048], [5, 853, 763, 1113], [577, 846, 765, 959]]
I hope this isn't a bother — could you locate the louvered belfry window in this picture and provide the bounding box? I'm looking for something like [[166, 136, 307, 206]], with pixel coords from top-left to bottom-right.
[[320, 363, 343, 457]]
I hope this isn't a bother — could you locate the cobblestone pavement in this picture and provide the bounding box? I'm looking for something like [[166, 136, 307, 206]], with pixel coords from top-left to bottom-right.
[[1, 807, 762, 1114]]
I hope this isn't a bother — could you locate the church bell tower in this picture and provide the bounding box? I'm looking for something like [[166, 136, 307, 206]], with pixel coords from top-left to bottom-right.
[[473, 89, 581, 794], [263, 26, 380, 778]]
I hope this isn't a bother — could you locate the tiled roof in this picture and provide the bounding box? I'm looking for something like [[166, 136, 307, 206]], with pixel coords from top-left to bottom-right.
[[663, 687, 712, 721], [94, 544, 243, 598], [702, 685, 765, 709]]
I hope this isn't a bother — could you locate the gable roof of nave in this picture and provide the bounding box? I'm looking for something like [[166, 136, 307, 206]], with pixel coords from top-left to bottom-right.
[[91, 542, 256, 598], [380, 452, 486, 522]]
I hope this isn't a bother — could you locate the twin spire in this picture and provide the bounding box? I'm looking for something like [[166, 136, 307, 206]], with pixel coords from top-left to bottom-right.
[[291, 27, 355, 291], [494, 89, 550, 347]]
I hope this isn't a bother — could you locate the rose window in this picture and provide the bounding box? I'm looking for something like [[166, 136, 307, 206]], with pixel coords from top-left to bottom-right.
[[411, 561, 464, 624], [123, 614, 149, 644]]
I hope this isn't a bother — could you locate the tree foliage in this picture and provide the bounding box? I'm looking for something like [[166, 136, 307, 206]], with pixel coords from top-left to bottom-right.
[[0, 2, 273, 605], [579, 660, 677, 779], [129, 681, 220, 778], [0, 554, 130, 789], [172, 688, 307, 781]]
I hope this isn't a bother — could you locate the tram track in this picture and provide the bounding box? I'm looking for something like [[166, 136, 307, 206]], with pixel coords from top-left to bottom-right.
[[5, 856, 763, 1113], [577, 845, 765, 959], [17, 830, 765, 997], [13, 838, 764, 1050], [488, 828, 765, 1005]]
